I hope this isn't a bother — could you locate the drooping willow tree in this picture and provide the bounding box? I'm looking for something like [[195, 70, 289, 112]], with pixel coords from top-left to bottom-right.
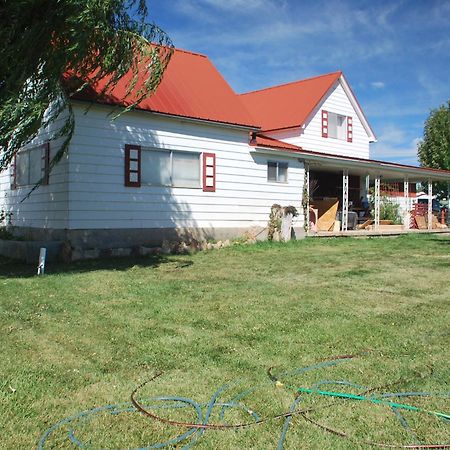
[[0, 0, 173, 182]]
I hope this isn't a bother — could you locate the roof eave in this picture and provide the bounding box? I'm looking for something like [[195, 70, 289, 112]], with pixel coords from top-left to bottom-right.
[[252, 146, 450, 181], [339, 73, 377, 141], [71, 99, 260, 131]]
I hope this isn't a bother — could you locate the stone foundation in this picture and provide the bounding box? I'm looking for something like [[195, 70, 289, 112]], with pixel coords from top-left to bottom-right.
[[1, 226, 306, 262]]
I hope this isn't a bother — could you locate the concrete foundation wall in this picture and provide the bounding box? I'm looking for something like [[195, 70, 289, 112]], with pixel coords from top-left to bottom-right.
[[6, 225, 305, 249], [0, 239, 63, 263]]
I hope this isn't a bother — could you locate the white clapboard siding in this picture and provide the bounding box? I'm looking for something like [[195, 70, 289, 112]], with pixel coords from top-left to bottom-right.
[[1, 115, 70, 229], [68, 103, 305, 230], [268, 82, 371, 160]]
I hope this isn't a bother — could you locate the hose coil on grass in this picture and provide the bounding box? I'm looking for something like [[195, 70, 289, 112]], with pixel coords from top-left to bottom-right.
[[39, 354, 450, 449]]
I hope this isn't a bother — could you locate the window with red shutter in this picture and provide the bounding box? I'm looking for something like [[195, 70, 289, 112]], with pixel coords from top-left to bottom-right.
[[202, 153, 216, 192], [124, 144, 141, 187]]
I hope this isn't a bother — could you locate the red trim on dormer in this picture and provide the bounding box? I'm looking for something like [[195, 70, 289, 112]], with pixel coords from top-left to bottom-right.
[[347, 116, 353, 143], [203, 152, 216, 192], [125, 144, 141, 187], [321, 110, 328, 138]]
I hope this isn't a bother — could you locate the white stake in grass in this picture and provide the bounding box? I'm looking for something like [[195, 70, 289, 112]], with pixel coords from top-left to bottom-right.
[[37, 248, 47, 275]]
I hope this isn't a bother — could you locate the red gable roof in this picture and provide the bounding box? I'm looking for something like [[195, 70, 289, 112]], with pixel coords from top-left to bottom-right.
[[71, 48, 259, 129], [240, 71, 342, 132]]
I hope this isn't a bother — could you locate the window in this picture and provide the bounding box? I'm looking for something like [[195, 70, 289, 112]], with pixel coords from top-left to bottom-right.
[[267, 161, 288, 183], [141, 148, 200, 188], [328, 112, 347, 140], [14, 144, 49, 187]]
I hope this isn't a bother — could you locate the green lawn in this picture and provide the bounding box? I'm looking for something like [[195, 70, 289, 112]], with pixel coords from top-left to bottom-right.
[[1, 234, 449, 449]]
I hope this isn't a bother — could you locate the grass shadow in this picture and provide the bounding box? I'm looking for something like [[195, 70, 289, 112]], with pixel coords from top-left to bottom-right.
[[0, 254, 194, 279]]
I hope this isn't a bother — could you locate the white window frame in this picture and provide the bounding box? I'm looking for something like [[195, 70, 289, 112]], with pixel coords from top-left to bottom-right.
[[267, 161, 288, 184], [328, 112, 347, 141], [141, 147, 201, 189]]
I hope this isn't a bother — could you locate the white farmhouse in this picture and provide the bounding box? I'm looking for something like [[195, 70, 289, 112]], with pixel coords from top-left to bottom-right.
[[1, 47, 449, 258]]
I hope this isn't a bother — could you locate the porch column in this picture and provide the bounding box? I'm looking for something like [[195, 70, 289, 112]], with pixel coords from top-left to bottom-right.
[[428, 178, 433, 230], [448, 182, 450, 216], [374, 176, 381, 230], [304, 163, 310, 232], [342, 169, 349, 231], [404, 178, 410, 230]]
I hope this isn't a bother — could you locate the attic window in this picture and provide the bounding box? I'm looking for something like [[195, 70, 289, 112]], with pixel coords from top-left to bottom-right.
[[328, 112, 347, 140]]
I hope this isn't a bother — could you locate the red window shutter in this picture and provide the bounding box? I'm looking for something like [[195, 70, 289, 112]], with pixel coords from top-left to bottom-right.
[[41, 142, 50, 185], [347, 116, 353, 142], [321, 110, 328, 138], [124, 144, 141, 187], [10, 156, 16, 190], [203, 152, 216, 192]]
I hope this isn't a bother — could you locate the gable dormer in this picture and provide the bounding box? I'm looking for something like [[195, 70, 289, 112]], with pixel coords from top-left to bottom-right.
[[240, 72, 376, 160]]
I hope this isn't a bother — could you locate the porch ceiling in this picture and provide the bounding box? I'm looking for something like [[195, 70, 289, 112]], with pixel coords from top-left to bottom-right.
[[299, 152, 450, 182]]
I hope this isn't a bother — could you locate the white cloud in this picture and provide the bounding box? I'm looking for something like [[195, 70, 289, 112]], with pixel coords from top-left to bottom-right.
[[201, 0, 287, 13], [377, 124, 406, 145], [370, 81, 385, 89], [371, 137, 421, 165]]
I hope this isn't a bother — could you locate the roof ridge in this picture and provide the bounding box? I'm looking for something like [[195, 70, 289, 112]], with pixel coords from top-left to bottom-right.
[[240, 71, 342, 96], [173, 47, 207, 58]]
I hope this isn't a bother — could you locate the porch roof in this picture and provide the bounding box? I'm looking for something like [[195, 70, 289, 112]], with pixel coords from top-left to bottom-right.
[[253, 143, 450, 182]]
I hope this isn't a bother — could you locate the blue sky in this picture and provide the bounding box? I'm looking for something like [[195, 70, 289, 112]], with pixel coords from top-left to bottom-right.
[[148, 0, 450, 166]]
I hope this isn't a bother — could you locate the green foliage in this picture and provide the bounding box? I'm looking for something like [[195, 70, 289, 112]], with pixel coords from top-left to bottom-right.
[[0, 209, 12, 225], [379, 198, 402, 224], [0, 209, 14, 239], [267, 204, 282, 240], [0, 0, 172, 194], [368, 190, 402, 224], [417, 101, 450, 197]]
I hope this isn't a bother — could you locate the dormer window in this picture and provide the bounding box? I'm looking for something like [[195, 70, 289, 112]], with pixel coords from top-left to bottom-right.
[[321, 110, 353, 142], [328, 112, 346, 140]]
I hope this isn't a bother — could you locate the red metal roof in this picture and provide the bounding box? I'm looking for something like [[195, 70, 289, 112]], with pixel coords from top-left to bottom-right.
[[250, 134, 303, 152], [240, 72, 342, 132], [71, 48, 259, 129]]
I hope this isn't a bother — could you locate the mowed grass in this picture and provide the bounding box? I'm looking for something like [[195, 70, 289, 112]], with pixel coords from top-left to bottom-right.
[[1, 234, 449, 449]]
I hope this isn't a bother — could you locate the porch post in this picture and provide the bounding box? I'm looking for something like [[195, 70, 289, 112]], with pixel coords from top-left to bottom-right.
[[374, 175, 381, 230], [304, 163, 310, 232], [428, 178, 433, 230], [342, 169, 349, 231], [404, 177, 410, 230], [448, 182, 450, 215]]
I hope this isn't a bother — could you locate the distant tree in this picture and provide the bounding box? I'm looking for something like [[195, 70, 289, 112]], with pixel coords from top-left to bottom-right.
[[0, 0, 172, 180], [418, 101, 450, 197]]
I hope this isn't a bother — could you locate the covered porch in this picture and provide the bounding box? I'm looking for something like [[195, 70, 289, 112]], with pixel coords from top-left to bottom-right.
[[301, 152, 450, 235]]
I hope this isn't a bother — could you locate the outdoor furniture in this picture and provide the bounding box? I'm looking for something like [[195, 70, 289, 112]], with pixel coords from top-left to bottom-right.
[[337, 211, 358, 230], [311, 199, 339, 231]]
